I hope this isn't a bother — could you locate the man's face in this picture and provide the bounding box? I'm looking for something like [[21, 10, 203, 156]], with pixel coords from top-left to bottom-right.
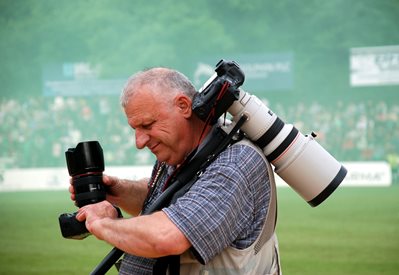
[[124, 86, 194, 166]]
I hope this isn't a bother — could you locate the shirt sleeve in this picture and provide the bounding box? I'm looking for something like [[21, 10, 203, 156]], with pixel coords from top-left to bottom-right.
[[162, 143, 270, 264]]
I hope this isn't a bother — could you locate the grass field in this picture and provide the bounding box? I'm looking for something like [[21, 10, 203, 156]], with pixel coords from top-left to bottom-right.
[[0, 186, 398, 275]]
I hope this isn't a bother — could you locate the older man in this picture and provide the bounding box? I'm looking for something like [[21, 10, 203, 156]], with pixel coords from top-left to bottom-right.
[[73, 67, 281, 274]]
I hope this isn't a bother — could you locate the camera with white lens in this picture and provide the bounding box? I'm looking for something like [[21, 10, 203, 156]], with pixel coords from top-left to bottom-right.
[[193, 59, 347, 207]]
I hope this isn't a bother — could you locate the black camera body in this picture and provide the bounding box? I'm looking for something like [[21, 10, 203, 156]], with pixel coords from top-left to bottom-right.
[[59, 141, 106, 239], [192, 59, 245, 124]]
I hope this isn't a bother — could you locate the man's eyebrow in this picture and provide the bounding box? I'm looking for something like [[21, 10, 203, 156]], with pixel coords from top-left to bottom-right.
[[130, 117, 155, 129]]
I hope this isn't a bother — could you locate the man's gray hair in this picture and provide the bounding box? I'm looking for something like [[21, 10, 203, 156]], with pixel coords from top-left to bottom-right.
[[120, 67, 197, 108]]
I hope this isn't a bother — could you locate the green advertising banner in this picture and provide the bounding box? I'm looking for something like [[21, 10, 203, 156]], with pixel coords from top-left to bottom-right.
[[43, 63, 125, 97], [190, 53, 294, 93], [43, 53, 293, 97]]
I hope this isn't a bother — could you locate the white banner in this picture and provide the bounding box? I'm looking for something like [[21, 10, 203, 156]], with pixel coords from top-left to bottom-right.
[[274, 161, 391, 187], [339, 161, 392, 187], [0, 162, 391, 192], [0, 166, 153, 192], [350, 45, 399, 87]]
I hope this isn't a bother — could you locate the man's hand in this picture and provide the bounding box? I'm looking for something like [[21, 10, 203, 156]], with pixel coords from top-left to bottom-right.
[[69, 174, 149, 216], [76, 200, 119, 239]]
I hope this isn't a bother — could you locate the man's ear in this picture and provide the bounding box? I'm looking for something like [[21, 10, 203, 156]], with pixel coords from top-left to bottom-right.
[[174, 94, 192, 118]]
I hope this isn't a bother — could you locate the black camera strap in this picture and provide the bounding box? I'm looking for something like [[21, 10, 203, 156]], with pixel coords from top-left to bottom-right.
[[150, 117, 247, 275], [146, 116, 247, 215], [91, 116, 247, 275]]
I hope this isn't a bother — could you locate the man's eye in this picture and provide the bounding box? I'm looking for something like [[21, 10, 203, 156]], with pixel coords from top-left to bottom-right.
[[142, 122, 153, 129]]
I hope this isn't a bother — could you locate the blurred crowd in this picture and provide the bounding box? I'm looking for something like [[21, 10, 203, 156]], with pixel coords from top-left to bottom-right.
[[1, 96, 398, 172], [0, 96, 151, 169]]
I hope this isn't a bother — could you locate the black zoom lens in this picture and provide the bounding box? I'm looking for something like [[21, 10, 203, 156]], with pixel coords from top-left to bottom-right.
[[73, 174, 106, 207], [65, 141, 106, 207]]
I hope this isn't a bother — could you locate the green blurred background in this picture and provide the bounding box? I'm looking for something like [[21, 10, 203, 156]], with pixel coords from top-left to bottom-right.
[[1, 0, 398, 169], [0, 0, 398, 274]]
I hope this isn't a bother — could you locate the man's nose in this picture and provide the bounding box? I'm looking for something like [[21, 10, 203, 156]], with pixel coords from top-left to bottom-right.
[[135, 129, 150, 149]]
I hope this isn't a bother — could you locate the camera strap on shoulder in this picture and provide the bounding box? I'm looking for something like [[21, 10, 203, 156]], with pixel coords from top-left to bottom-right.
[[90, 116, 247, 275], [151, 116, 247, 275], [146, 116, 247, 215]]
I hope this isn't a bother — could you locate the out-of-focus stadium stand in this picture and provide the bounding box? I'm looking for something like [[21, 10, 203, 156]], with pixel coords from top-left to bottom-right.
[[1, 95, 398, 174], [0, 96, 151, 169]]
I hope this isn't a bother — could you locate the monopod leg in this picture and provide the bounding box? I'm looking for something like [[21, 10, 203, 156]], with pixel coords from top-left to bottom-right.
[[90, 247, 124, 275]]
